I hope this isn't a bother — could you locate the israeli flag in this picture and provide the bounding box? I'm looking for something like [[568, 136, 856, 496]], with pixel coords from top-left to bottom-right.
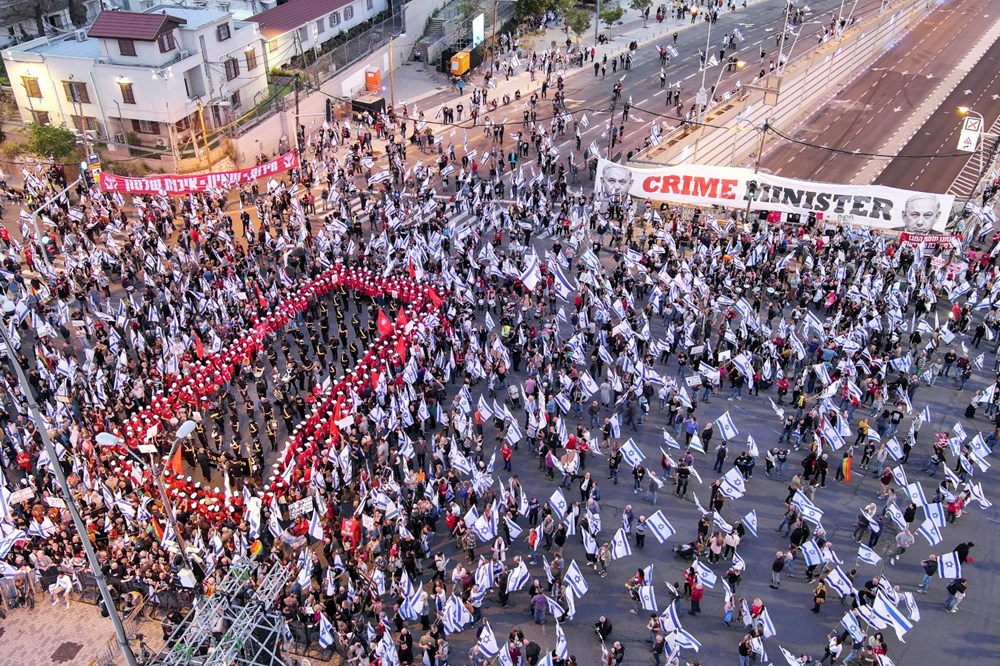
[[611, 528, 632, 559], [318, 612, 335, 648], [620, 438, 646, 468], [564, 560, 589, 597], [692, 559, 717, 588], [758, 607, 777, 638], [885, 503, 907, 531], [659, 600, 683, 632], [711, 511, 733, 534], [673, 629, 702, 652], [663, 430, 681, 449], [477, 620, 500, 657], [873, 593, 913, 642], [841, 611, 865, 643], [645, 510, 676, 543], [719, 467, 746, 499], [926, 502, 947, 528], [545, 595, 566, 618], [825, 567, 857, 599], [555, 622, 569, 659], [905, 481, 928, 507], [742, 510, 758, 537], [549, 488, 569, 521], [715, 411, 740, 441], [507, 560, 531, 593], [857, 544, 882, 566], [938, 551, 962, 579], [916, 518, 942, 546], [505, 516, 524, 541], [800, 540, 823, 567], [639, 584, 658, 611]]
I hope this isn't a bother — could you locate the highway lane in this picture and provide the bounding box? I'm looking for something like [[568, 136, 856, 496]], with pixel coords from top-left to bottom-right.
[[759, 0, 1000, 184], [397, 0, 893, 174], [875, 32, 1000, 193]]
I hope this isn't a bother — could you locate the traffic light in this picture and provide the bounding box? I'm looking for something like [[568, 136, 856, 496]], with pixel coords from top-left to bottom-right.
[[325, 98, 333, 124], [807, 211, 817, 227], [744, 179, 758, 200]]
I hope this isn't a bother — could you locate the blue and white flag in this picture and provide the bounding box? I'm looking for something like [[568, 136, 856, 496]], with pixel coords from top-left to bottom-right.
[[719, 467, 746, 499], [639, 584, 657, 611], [715, 411, 740, 441], [564, 560, 589, 597], [318, 612, 335, 648], [545, 595, 566, 618], [938, 550, 962, 579], [620, 438, 646, 468], [663, 430, 682, 449], [841, 611, 865, 643], [872, 592, 913, 642], [659, 600, 683, 632], [926, 502, 947, 528], [673, 629, 702, 652], [555, 621, 569, 659], [549, 488, 568, 521], [779, 645, 802, 666], [916, 518, 942, 546], [905, 481, 928, 507], [611, 527, 632, 559], [758, 607, 777, 638], [800, 540, 823, 567], [505, 516, 524, 541], [742, 510, 758, 537], [825, 566, 857, 599], [507, 560, 530, 593], [692, 559, 717, 588], [477, 620, 500, 658], [645, 510, 676, 543], [857, 544, 882, 566]]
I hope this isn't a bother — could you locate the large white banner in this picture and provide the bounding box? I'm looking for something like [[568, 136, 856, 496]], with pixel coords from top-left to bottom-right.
[[595, 159, 954, 233]]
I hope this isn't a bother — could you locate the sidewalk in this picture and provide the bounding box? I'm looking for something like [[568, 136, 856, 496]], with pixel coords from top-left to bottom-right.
[[389, 6, 743, 116]]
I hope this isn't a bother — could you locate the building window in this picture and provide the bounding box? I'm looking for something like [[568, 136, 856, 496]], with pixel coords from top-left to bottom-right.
[[131, 119, 161, 134], [224, 57, 240, 81], [119, 82, 136, 104], [329, 12, 339, 27], [217, 23, 231, 41], [21, 76, 42, 98], [63, 81, 91, 104], [267, 39, 278, 53], [157, 31, 176, 53], [317, 19, 325, 34], [366, 0, 373, 9], [30, 110, 50, 125], [71, 116, 98, 131], [118, 39, 137, 56], [245, 48, 258, 70], [47, 14, 64, 28], [297, 26, 308, 43], [344, 5, 354, 20], [230, 90, 241, 109]]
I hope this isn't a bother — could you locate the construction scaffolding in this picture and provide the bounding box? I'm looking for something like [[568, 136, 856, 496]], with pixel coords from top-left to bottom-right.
[[151, 557, 292, 666]]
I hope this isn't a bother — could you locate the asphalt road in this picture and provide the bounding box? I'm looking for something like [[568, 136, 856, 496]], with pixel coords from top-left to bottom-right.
[[759, 0, 1000, 185], [875, 28, 1000, 193], [406, 0, 893, 173]]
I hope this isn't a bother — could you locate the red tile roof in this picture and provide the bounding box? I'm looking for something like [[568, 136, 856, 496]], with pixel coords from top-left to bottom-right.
[[88, 10, 187, 42], [251, 0, 354, 39]]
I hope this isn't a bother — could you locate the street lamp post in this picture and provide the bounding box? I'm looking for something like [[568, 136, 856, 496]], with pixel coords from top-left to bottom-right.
[[781, 21, 824, 75], [0, 299, 138, 666], [95, 421, 197, 571], [387, 32, 406, 112], [30, 176, 83, 280], [775, 1, 793, 76], [695, 11, 715, 124], [705, 60, 745, 119]]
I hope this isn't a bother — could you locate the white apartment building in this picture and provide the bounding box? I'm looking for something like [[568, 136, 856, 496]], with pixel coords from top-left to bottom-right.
[[128, 0, 277, 22], [250, 0, 389, 70], [3, 5, 268, 154]]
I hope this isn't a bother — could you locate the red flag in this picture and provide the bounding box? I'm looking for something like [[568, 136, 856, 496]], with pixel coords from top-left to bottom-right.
[[426, 288, 442, 308], [377, 309, 392, 336], [255, 285, 267, 309], [396, 308, 410, 328], [408, 258, 416, 280], [169, 445, 184, 476], [194, 332, 204, 361], [843, 455, 852, 484], [396, 336, 407, 363]]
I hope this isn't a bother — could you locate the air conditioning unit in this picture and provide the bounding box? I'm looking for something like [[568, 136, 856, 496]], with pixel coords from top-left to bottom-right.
[[74, 29, 87, 42], [155, 137, 168, 148], [178, 49, 191, 59]]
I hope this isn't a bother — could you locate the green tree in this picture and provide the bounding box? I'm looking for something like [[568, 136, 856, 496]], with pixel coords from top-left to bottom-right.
[[68, 0, 89, 27], [26, 123, 78, 159], [629, 0, 652, 26], [516, 0, 559, 20], [564, 7, 592, 38], [457, 0, 484, 20], [599, 3, 624, 27]]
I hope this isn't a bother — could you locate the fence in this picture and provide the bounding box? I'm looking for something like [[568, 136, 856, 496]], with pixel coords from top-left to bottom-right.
[[309, 12, 406, 87], [89, 595, 151, 666]]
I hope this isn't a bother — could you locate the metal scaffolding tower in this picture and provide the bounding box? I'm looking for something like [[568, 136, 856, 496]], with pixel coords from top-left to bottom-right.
[[152, 557, 292, 666]]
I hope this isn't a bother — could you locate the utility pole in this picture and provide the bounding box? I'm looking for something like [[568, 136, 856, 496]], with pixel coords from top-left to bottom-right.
[[491, 0, 499, 69], [0, 301, 138, 666], [743, 121, 768, 221], [196, 100, 210, 168], [594, 0, 602, 47], [294, 75, 301, 154]]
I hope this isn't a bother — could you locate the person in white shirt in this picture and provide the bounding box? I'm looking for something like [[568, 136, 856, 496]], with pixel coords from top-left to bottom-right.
[[49, 572, 73, 607]]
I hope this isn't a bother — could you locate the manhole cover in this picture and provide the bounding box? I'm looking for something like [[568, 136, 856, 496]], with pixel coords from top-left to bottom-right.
[[51, 642, 84, 663]]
